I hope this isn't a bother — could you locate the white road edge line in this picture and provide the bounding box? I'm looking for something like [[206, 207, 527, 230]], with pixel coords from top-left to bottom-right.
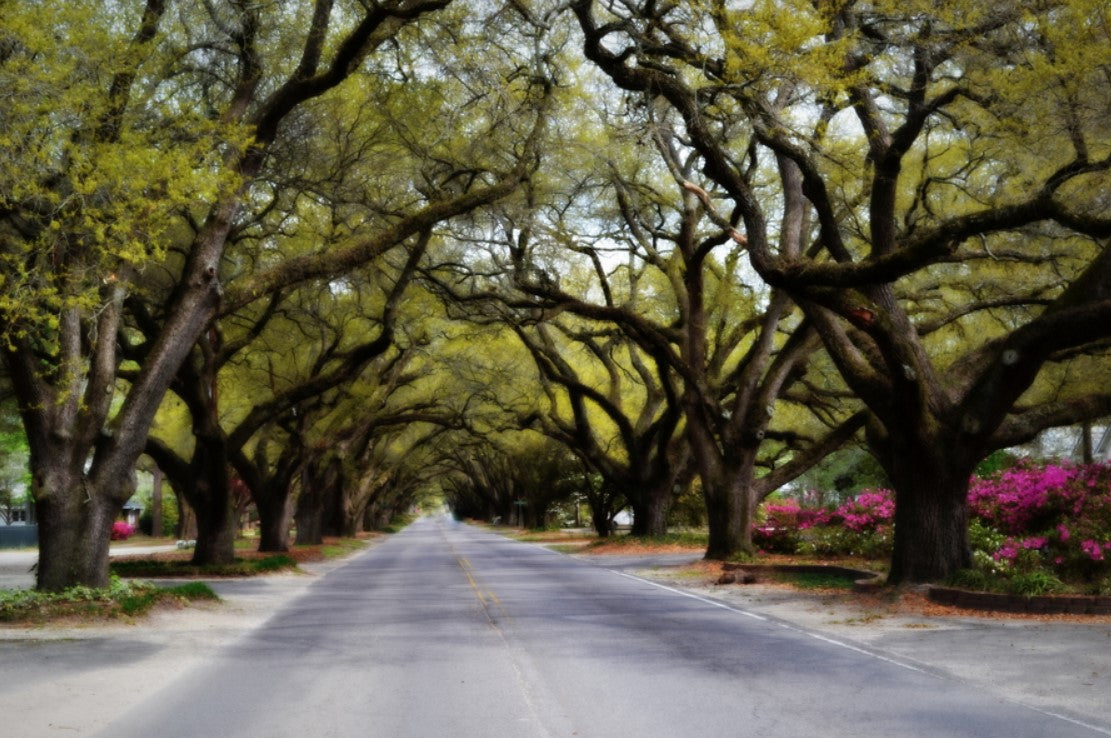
[[490, 529, 1111, 736], [614, 568, 923, 675], [613, 569, 1111, 737]]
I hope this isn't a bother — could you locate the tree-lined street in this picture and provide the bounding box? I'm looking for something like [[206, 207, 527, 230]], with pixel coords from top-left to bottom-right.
[[1, 518, 1096, 737]]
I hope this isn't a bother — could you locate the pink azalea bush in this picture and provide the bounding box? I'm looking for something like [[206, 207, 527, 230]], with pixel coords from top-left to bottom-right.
[[751, 499, 803, 553], [813, 489, 895, 533], [968, 460, 1111, 583], [111, 521, 134, 541], [752, 460, 1109, 590], [755, 489, 895, 557]]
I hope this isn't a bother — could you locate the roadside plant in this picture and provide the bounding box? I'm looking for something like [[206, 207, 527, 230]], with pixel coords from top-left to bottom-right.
[[752, 499, 802, 554], [755, 490, 895, 558], [815, 490, 895, 534], [968, 461, 1111, 584]]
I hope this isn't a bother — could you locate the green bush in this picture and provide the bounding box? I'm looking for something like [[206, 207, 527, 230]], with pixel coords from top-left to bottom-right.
[[110, 555, 297, 578], [948, 568, 994, 592], [797, 526, 892, 559], [0, 577, 218, 622], [138, 493, 179, 537], [165, 581, 219, 600], [1006, 570, 1066, 597]]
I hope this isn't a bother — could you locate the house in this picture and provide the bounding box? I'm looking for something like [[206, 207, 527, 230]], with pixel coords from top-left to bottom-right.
[[0, 498, 36, 549], [2, 499, 34, 526], [121, 497, 144, 529]]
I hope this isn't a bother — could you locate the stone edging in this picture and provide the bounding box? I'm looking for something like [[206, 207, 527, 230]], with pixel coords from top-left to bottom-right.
[[927, 586, 1111, 615], [720, 562, 884, 593]]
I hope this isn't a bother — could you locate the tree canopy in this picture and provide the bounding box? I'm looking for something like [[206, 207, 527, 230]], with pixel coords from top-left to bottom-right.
[[1, 0, 1107, 588]]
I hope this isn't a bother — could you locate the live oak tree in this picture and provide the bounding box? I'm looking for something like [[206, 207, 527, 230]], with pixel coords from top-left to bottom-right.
[[134, 4, 549, 562], [456, 97, 865, 556], [570, 0, 1111, 580], [438, 430, 583, 528], [140, 240, 428, 561], [289, 341, 462, 543], [513, 317, 692, 536], [1, 0, 546, 590]]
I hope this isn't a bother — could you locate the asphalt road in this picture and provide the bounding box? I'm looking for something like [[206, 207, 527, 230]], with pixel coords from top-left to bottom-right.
[[59, 515, 1101, 738]]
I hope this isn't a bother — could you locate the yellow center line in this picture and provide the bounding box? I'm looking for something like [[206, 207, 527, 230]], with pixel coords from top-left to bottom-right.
[[456, 555, 510, 623]]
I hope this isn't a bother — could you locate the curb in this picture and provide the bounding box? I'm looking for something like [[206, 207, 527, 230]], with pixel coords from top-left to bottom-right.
[[927, 586, 1111, 615]]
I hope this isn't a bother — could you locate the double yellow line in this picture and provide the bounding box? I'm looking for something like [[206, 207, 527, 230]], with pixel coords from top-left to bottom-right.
[[457, 556, 509, 623]]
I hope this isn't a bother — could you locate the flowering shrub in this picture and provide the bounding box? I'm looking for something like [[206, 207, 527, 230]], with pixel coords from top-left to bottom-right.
[[111, 521, 134, 541], [752, 499, 802, 553], [750, 461, 1109, 592], [796, 525, 893, 558], [967, 461, 1111, 586], [815, 489, 895, 533], [754, 489, 895, 558]]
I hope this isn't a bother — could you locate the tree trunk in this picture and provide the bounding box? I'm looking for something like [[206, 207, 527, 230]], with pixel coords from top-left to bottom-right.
[[364, 501, 392, 531], [150, 466, 163, 538], [703, 473, 754, 560], [590, 499, 614, 537], [176, 489, 197, 540], [322, 476, 348, 538], [630, 481, 671, 537], [295, 462, 333, 545], [256, 483, 292, 552], [34, 465, 127, 591], [341, 504, 363, 538], [186, 434, 237, 566], [295, 495, 324, 545], [688, 407, 757, 559], [886, 459, 972, 584]]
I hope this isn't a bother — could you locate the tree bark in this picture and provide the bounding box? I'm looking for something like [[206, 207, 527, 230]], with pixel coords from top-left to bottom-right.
[[34, 463, 128, 591], [256, 482, 293, 552], [629, 481, 671, 537], [878, 422, 976, 584], [176, 490, 197, 540], [886, 467, 971, 584], [702, 473, 754, 560], [186, 433, 237, 566], [294, 494, 324, 545], [295, 460, 336, 545], [150, 466, 163, 538]]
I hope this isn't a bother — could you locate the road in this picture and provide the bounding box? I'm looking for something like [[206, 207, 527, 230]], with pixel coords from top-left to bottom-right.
[[40, 515, 1094, 738]]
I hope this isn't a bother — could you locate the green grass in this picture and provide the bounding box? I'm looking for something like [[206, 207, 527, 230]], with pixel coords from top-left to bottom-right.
[[318, 538, 369, 559], [585, 531, 709, 549], [0, 578, 219, 623], [110, 554, 297, 578], [771, 571, 858, 590], [546, 543, 592, 553]]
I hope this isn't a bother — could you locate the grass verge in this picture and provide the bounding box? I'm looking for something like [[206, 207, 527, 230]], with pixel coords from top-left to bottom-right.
[[0, 578, 219, 624], [770, 570, 859, 590], [584, 531, 709, 550], [318, 537, 372, 559], [110, 554, 298, 578]]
